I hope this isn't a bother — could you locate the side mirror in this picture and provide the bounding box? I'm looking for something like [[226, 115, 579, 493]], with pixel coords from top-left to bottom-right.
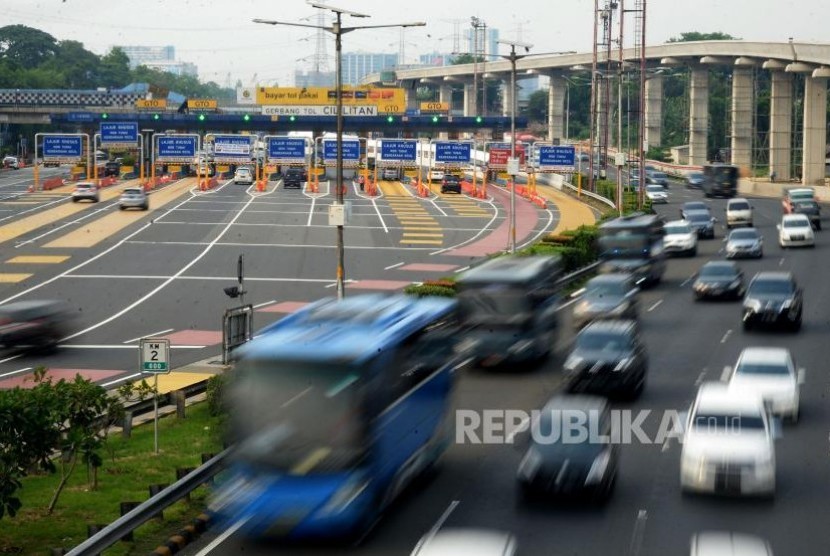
[[797, 368, 806, 385], [776, 224, 782, 230], [720, 365, 733, 382], [770, 417, 783, 440]]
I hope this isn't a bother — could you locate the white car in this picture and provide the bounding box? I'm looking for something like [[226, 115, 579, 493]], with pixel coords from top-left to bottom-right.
[[726, 197, 753, 228], [690, 531, 774, 556], [428, 169, 444, 183], [2, 155, 19, 169], [725, 347, 803, 422], [680, 382, 778, 498], [234, 167, 253, 185], [777, 213, 814, 248], [645, 184, 668, 203], [71, 182, 99, 203], [411, 529, 517, 556], [663, 220, 697, 257]]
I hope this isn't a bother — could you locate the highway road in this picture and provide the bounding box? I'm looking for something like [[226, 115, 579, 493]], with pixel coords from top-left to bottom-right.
[[182, 181, 830, 556]]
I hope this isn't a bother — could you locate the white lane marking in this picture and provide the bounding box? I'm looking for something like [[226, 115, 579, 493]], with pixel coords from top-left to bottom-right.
[[384, 262, 404, 270], [779, 257, 785, 266], [411, 500, 460, 554], [661, 437, 672, 453], [60, 344, 205, 349], [506, 416, 531, 444], [252, 299, 277, 309], [122, 328, 175, 344], [151, 220, 484, 231], [102, 372, 142, 387], [556, 296, 582, 312], [0, 194, 70, 225], [0, 354, 23, 365], [0, 189, 199, 306], [429, 196, 499, 256], [627, 509, 648, 556], [516, 207, 557, 251], [15, 201, 120, 247], [720, 329, 733, 344], [124, 240, 436, 251], [720, 366, 732, 382], [0, 367, 32, 380], [680, 274, 695, 287], [647, 299, 663, 312], [694, 368, 708, 386], [306, 195, 316, 226], [281, 386, 313, 409], [430, 197, 448, 217], [324, 279, 356, 289], [59, 194, 258, 342], [194, 514, 254, 556], [372, 198, 389, 233], [454, 265, 470, 273], [63, 274, 337, 283]]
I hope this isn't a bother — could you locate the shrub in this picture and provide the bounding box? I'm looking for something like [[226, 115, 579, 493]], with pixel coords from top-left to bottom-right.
[[404, 284, 457, 298], [206, 374, 227, 417]]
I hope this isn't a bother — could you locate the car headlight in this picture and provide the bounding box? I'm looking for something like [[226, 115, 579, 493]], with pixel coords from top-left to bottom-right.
[[518, 448, 543, 480], [613, 357, 632, 372], [585, 449, 612, 484], [320, 476, 370, 515], [745, 299, 762, 312], [564, 355, 584, 371], [573, 300, 590, 316]]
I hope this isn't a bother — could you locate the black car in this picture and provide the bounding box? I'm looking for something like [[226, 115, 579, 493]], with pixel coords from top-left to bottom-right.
[[283, 167, 305, 189], [0, 300, 70, 351], [680, 201, 710, 220], [685, 171, 705, 189], [103, 161, 121, 177], [685, 210, 716, 239], [742, 271, 803, 331], [441, 174, 461, 194], [563, 320, 647, 399], [692, 261, 745, 300], [792, 200, 821, 230], [517, 395, 618, 504]]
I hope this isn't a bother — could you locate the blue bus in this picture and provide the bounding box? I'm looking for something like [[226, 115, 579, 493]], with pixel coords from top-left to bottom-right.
[[209, 294, 461, 541]]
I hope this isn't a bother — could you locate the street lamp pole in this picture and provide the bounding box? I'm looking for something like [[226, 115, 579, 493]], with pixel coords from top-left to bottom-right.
[[254, 3, 424, 300]]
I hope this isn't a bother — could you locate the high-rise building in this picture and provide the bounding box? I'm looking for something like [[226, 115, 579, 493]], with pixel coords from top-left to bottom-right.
[[341, 52, 398, 86], [294, 69, 335, 88], [141, 61, 198, 77], [118, 45, 176, 69], [418, 52, 457, 67]]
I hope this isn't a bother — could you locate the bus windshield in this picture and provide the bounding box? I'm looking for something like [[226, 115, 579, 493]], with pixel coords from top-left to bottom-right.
[[599, 230, 650, 258], [458, 284, 533, 325], [228, 360, 367, 473]]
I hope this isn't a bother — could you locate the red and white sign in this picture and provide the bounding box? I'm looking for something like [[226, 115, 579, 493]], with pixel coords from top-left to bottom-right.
[[488, 144, 526, 167]]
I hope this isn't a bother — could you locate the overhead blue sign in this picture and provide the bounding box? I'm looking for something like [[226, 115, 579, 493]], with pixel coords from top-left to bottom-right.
[[42, 135, 82, 158], [268, 137, 306, 160], [67, 112, 94, 122], [157, 136, 197, 159], [323, 140, 360, 161], [213, 135, 251, 157], [539, 145, 576, 167], [380, 140, 417, 161], [100, 122, 138, 144], [435, 141, 472, 164]]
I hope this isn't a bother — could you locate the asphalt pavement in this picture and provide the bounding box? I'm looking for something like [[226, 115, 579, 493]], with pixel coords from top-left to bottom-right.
[[182, 180, 830, 556]]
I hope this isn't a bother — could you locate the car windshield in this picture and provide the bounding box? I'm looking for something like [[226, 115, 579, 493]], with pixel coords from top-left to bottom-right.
[[652, 172, 667, 179], [598, 231, 650, 257], [688, 172, 703, 180], [749, 278, 793, 295], [790, 192, 813, 201], [646, 185, 664, 193], [576, 330, 632, 351], [532, 409, 608, 458], [729, 230, 758, 240], [684, 203, 707, 212], [796, 201, 818, 210], [699, 264, 736, 278], [458, 284, 532, 325], [585, 280, 627, 299], [729, 202, 750, 211], [692, 413, 765, 432], [783, 218, 809, 228], [736, 360, 790, 376], [665, 224, 692, 235], [76, 184, 91, 190], [687, 212, 710, 223], [123, 189, 141, 195]]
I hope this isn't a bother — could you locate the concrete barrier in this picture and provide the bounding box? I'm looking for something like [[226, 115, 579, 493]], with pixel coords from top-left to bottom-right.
[[42, 177, 64, 190], [737, 178, 830, 201]]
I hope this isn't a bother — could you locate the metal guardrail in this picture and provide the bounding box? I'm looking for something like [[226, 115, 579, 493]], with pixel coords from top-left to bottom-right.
[[555, 261, 602, 290], [65, 449, 230, 556], [562, 180, 616, 208]]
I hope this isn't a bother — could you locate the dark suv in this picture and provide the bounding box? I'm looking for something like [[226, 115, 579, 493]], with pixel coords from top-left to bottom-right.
[[441, 174, 461, 194], [0, 300, 70, 352], [742, 271, 803, 331], [103, 161, 121, 177], [283, 167, 305, 189], [563, 320, 648, 399]]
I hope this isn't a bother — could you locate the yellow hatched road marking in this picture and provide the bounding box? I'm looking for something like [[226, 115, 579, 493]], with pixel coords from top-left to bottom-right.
[[400, 239, 443, 245], [1, 201, 42, 205], [291, 447, 332, 475], [44, 179, 195, 249], [154, 372, 216, 395], [402, 233, 444, 238], [6, 255, 69, 264], [0, 273, 32, 283], [401, 226, 442, 231]]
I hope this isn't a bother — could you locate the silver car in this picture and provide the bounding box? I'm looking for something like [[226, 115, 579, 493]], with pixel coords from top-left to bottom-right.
[[119, 187, 148, 211], [572, 273, 639, 329], [725, 227, 763, 259], [72, 182, 99, 203]]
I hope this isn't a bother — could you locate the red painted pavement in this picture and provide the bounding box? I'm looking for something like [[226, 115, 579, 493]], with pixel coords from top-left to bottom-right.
[[442, 185, 540, 257], [257, 301, 309, 313], [398, 263, 459, 272], [348, 280, 411, 290], [0, 368, 124, 389], [162, 329, 223, 346]]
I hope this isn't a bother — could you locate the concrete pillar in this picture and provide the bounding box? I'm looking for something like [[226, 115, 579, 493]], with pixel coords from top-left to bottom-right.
[[438, 84, 453, 108], [644, 75, 663, 149], [802, 75, 827, 186], [501, 79, 514, 118], [404, 84, 419, 111], [769, 71, 792, 181], [548, 75, 566, 143], [463, 82, 476, 117], [730, 67, 754, 169], [689, 66, 709, 165]]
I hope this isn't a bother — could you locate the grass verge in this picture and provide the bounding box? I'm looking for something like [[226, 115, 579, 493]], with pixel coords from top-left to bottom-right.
[[0, 402, 223, 555]]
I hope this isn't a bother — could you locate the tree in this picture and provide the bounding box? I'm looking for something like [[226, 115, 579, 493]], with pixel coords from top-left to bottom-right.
[[668, 32, 739, 43], [0, 25, 58, 69], [98, 47, 131, 88], [43, 40, 101, 89], [522, 90, 548, 123]]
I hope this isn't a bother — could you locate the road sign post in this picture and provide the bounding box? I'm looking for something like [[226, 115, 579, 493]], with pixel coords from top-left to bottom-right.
[[140, 338, 171, 455]]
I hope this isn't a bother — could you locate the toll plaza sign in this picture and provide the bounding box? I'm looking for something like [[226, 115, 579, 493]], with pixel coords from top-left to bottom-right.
[[257, 87, 405, 114], [488, 142, 526, 168], [43, 135, 82, 159], [262, 105, 378, 117], [380, 140, 417, 162], [213, 135, 251, 159], [537, 145, 576, 171], [323, 139, 360, 166], [157, 136, 197, 161], [100, 122, 138, 145], [267, 137, 306, 162], [435, 142, 472, 164]]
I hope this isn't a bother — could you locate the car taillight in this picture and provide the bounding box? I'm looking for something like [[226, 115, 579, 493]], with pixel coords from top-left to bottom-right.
[[0, 318, 10, 326]]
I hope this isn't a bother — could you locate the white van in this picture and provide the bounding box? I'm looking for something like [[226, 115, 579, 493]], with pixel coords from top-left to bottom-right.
[[726, 197, 753, 228]]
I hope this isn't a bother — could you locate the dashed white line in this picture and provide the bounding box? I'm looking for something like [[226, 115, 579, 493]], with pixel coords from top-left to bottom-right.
[[0, 367, 32, 380], [680, 274, 695, 287], [411, 500, 460, 553], [385, 262, 405, 270], [123, 328, 174, 344], [647, 299, 663, 312], [252, 299, 277, 309], [194, 515, 254, 556], [779, 257, 785, 266], [102, 372, 142, 387], [720, 365, 732, 382], [627, 509, 648, 556], [454, 265, 471, 273], [372, 198, 389, 233], [720, 329, 733, 344], [306, 196, 316, 226], [694, 368, 708, 386]]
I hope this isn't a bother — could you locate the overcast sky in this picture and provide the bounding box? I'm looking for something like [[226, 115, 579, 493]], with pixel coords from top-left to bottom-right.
[[5, 0, 826, 87]]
